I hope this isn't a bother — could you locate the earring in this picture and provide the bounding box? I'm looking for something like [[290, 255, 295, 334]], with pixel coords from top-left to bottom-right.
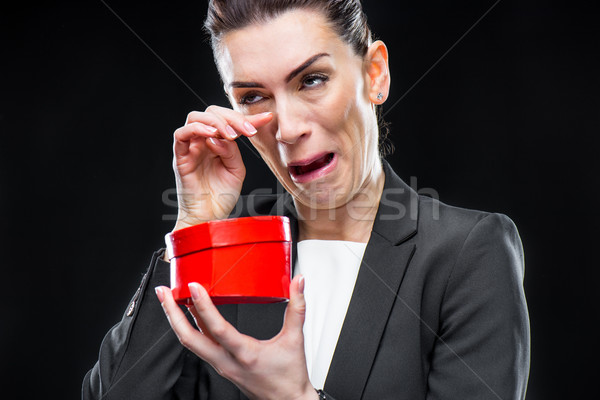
[[376, 92, 383, 101]]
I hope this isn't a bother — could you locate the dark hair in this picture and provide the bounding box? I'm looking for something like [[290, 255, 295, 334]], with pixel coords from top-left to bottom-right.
[[204, 0, 371, 57]]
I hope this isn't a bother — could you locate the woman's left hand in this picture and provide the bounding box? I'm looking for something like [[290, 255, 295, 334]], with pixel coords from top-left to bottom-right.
[[155, 276, 318, 400]]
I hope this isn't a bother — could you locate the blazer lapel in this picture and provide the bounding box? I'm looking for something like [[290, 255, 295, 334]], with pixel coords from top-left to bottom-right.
[[324, 161, 419, 399]]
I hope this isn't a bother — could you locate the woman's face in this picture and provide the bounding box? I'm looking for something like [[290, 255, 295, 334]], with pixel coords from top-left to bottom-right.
[[217, 9, 382, 209]]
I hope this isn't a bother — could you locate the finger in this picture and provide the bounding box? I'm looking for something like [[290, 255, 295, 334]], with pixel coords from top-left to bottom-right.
[[185, 110, 227, 131], [281, 275, 306, 338], [205, 138, 245, 173], [155, 286, 222, 360], [187, 108, 273, 140], [186, 304, 218, 343], [174, 122, 219, 142], [205, 106, 273, 138], [245, 111, 273, 129], [174, 123, 219, 156], [204, 106, 254, 139], [186, 110, 240, 141], [188, 282, 246, 353]]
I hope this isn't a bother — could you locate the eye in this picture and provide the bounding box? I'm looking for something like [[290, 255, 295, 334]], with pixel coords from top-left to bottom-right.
[[239, 93, 265, 105], [301, 74, 328, 89]]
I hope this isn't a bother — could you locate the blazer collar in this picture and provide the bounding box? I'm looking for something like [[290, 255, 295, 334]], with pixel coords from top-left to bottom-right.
[[324, 160, 419, 398], [371, 160, 419, 245]]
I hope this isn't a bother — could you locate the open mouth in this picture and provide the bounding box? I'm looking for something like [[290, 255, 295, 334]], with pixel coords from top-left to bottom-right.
[[288, 152, 337, 183]]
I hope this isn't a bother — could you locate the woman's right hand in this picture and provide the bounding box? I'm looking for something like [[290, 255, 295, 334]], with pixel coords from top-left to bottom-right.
[[171, 106, 273, 232]]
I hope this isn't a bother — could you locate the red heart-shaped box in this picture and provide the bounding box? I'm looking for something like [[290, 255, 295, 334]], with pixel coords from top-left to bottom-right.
[[165, 216, 292, 305]]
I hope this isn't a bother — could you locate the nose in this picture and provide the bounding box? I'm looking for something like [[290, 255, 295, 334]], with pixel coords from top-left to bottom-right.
[[274, 98, 309, 144]]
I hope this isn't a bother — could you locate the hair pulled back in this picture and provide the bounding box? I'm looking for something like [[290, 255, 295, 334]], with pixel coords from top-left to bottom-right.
[[204, 0, 371, 57]]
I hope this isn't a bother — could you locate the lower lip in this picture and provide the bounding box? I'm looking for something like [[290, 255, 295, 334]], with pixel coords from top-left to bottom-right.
[[289, 153, 338, 184]]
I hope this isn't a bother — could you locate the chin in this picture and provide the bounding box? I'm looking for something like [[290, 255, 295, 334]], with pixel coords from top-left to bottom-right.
[[292, 181, 353, 210]]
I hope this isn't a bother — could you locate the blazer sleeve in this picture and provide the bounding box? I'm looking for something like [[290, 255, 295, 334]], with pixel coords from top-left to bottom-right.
[[82, 250, 192, 400], [426, 213, 530, 400]]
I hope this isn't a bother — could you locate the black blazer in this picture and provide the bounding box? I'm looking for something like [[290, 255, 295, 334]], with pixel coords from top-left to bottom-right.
[[83, 161, 530, 399]]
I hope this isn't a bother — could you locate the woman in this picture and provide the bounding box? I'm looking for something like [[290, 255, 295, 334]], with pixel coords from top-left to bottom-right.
[[83, 1, 530, 399]]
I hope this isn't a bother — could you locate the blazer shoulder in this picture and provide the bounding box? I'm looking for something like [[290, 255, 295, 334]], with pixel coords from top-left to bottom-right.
[[415, 196, 523, 277], [420, 196, 526, 291], [418, 195, 519, 242]]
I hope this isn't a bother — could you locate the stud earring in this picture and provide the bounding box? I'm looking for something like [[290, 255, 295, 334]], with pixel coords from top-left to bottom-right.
[[376, 92, 383, 101]]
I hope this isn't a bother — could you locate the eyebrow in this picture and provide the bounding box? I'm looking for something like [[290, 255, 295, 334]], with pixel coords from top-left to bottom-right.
[[229, 52, 330, 88]]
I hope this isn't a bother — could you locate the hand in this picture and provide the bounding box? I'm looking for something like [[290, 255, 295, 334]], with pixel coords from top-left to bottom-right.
[[155, 276, 318, 400], [172, 107, 273, 231]]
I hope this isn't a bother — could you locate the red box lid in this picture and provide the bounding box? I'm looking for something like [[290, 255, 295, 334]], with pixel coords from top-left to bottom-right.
[[165, 216, 291, 259]]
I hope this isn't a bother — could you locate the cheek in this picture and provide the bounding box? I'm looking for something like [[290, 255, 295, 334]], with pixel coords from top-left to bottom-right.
[[249, 132, 284, 170], [309, 88, 355, 135], [311, 86, 366, 153], [249, 134, 271, 157]]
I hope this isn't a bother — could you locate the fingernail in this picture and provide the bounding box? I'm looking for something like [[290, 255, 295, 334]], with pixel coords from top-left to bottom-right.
[[298, 275, 305, 293], [155, 286, 164, 303], [207, 137, 221, 146], [225, 125, 238, 139], [206, 125, 218, 133], [243, 121, 257, 135], [259, 111, 272, 117], [188, 282, 201, 300]]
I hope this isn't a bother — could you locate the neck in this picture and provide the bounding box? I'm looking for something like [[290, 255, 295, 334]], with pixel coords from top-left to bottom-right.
[[294, 160, 385, 243]]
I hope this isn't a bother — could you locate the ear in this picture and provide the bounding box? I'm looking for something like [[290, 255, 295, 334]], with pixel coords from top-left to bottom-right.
[[365, 40, 390, 105]]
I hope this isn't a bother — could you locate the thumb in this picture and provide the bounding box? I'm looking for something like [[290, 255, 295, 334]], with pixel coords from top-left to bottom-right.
[[281, 275, 306, 336]]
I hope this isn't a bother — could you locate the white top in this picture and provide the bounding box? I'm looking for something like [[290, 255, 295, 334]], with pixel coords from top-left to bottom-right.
[[293, 239, 367, 390]]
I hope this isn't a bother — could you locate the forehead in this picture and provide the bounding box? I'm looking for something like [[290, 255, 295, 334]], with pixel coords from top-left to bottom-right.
[[217, 9, 350, 84]]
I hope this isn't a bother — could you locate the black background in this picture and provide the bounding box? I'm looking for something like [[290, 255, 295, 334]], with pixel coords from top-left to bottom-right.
[[1, 0, 598, 398]]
